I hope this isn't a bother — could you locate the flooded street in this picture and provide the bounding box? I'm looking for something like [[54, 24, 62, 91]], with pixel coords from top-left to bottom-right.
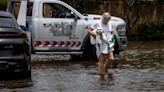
[[0, 41, 164, 92]]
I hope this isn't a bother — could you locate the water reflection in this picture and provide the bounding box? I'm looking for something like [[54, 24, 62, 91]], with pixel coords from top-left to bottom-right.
[[120, 41, 164, 70], [0, 78, 33, 89], [96, 73, 115, 91], [0, 41, 163, 92]]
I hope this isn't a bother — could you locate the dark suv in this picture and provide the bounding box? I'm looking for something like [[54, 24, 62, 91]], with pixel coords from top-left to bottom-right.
[[0, 11, 31, 78]]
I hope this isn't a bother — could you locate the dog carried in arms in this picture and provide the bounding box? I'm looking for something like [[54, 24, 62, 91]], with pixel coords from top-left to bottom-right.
[[90, 27, 115, 58]]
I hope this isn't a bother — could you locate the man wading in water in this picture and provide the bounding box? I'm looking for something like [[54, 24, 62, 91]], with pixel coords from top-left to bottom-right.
[[88, 12, 115, 77]]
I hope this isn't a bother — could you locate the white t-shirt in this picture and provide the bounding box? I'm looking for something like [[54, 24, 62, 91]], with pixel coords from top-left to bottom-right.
[[91, 21, 113, 38], [91, 21, 114, 55]]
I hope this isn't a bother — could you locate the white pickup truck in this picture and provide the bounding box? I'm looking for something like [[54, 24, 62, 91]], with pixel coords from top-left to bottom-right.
[[7, 0, 127, 58]]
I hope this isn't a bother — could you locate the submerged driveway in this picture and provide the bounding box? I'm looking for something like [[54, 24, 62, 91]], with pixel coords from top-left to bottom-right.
[[0, 41, 164, 92]]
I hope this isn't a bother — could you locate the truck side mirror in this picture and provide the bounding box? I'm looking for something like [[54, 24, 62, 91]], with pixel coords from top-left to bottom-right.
[[74, 15, 80, 21], [69, 11, 80, 20], [20, 25, 27, 31]]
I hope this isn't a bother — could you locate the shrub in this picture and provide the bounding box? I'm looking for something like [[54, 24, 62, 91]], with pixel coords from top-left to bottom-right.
[[0, 0, 8, 5], [0, 0, 8, 10], [138, 22, 164, 40], [62, 0, 102, 14]]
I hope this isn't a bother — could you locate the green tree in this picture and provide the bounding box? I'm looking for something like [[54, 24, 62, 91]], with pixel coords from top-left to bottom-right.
[[62, 0, 102, 13], [0, 0, 8, 10], [0, 0, 8, 5]]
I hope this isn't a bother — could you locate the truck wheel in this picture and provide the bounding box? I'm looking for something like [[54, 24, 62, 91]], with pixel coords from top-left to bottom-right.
[[24, 68, 31, 78], [23, 54, 31, 78], [113, 35, 120, 55], [31, 36, 35, 54]]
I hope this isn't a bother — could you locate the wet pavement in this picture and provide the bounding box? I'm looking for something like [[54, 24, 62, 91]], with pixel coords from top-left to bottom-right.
[[0, 41, 164, 92]]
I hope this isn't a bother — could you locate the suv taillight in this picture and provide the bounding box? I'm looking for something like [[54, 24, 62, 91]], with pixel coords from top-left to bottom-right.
[[0, 32, 27, 38], [17, 32, 27, 38]]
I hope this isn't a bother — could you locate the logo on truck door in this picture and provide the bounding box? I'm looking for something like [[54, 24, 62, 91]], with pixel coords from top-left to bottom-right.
[[43, 22, 78, 39]]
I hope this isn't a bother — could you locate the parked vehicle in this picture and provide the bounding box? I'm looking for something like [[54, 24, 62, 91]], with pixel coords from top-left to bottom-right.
[[0, 11, 31, 78], [7, 0, 127, 59]]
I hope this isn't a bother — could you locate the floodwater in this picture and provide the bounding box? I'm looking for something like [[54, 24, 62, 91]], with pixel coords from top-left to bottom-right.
[[0, 41, 164, 92]]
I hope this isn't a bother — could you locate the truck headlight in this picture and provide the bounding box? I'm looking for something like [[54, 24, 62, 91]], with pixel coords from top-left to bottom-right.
[[117, 24, 126, 36]]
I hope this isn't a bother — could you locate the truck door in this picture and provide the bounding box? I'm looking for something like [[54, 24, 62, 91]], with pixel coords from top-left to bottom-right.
[[36, 2, 84, 52]]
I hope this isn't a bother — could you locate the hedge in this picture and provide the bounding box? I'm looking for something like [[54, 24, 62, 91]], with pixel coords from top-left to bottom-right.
[[138, 22, 164, 40]]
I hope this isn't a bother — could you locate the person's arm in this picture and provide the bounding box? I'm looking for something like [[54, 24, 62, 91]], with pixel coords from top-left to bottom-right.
[[87, 26, 97, 37]]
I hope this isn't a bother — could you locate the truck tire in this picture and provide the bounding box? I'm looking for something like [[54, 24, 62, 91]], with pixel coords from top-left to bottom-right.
[[113, 35, 120, 55], [24, 68, 31, 78], [30, 36, 35, 54], [23, 53, 31, 78]]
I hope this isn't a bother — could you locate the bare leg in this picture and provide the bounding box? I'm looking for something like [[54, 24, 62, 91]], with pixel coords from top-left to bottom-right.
[[107, 52, 114, 69], [104, 52, 114, 72], [98, 53, 105, 75]]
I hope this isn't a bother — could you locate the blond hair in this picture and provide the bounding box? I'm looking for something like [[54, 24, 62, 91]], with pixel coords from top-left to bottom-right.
[[102, 12, 111, 20]]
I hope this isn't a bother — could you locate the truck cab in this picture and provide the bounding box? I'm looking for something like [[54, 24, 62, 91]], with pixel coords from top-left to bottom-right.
[[7, 0, 127, 57]]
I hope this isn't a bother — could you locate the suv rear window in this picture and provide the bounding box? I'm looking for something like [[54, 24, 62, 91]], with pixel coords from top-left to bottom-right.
[[0, 17, 17, 28]]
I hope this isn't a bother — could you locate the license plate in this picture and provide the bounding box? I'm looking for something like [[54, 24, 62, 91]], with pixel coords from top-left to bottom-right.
[[0, 50, 13, 56], [4, 45, 14, 49], [0, 61, 7, 64]]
